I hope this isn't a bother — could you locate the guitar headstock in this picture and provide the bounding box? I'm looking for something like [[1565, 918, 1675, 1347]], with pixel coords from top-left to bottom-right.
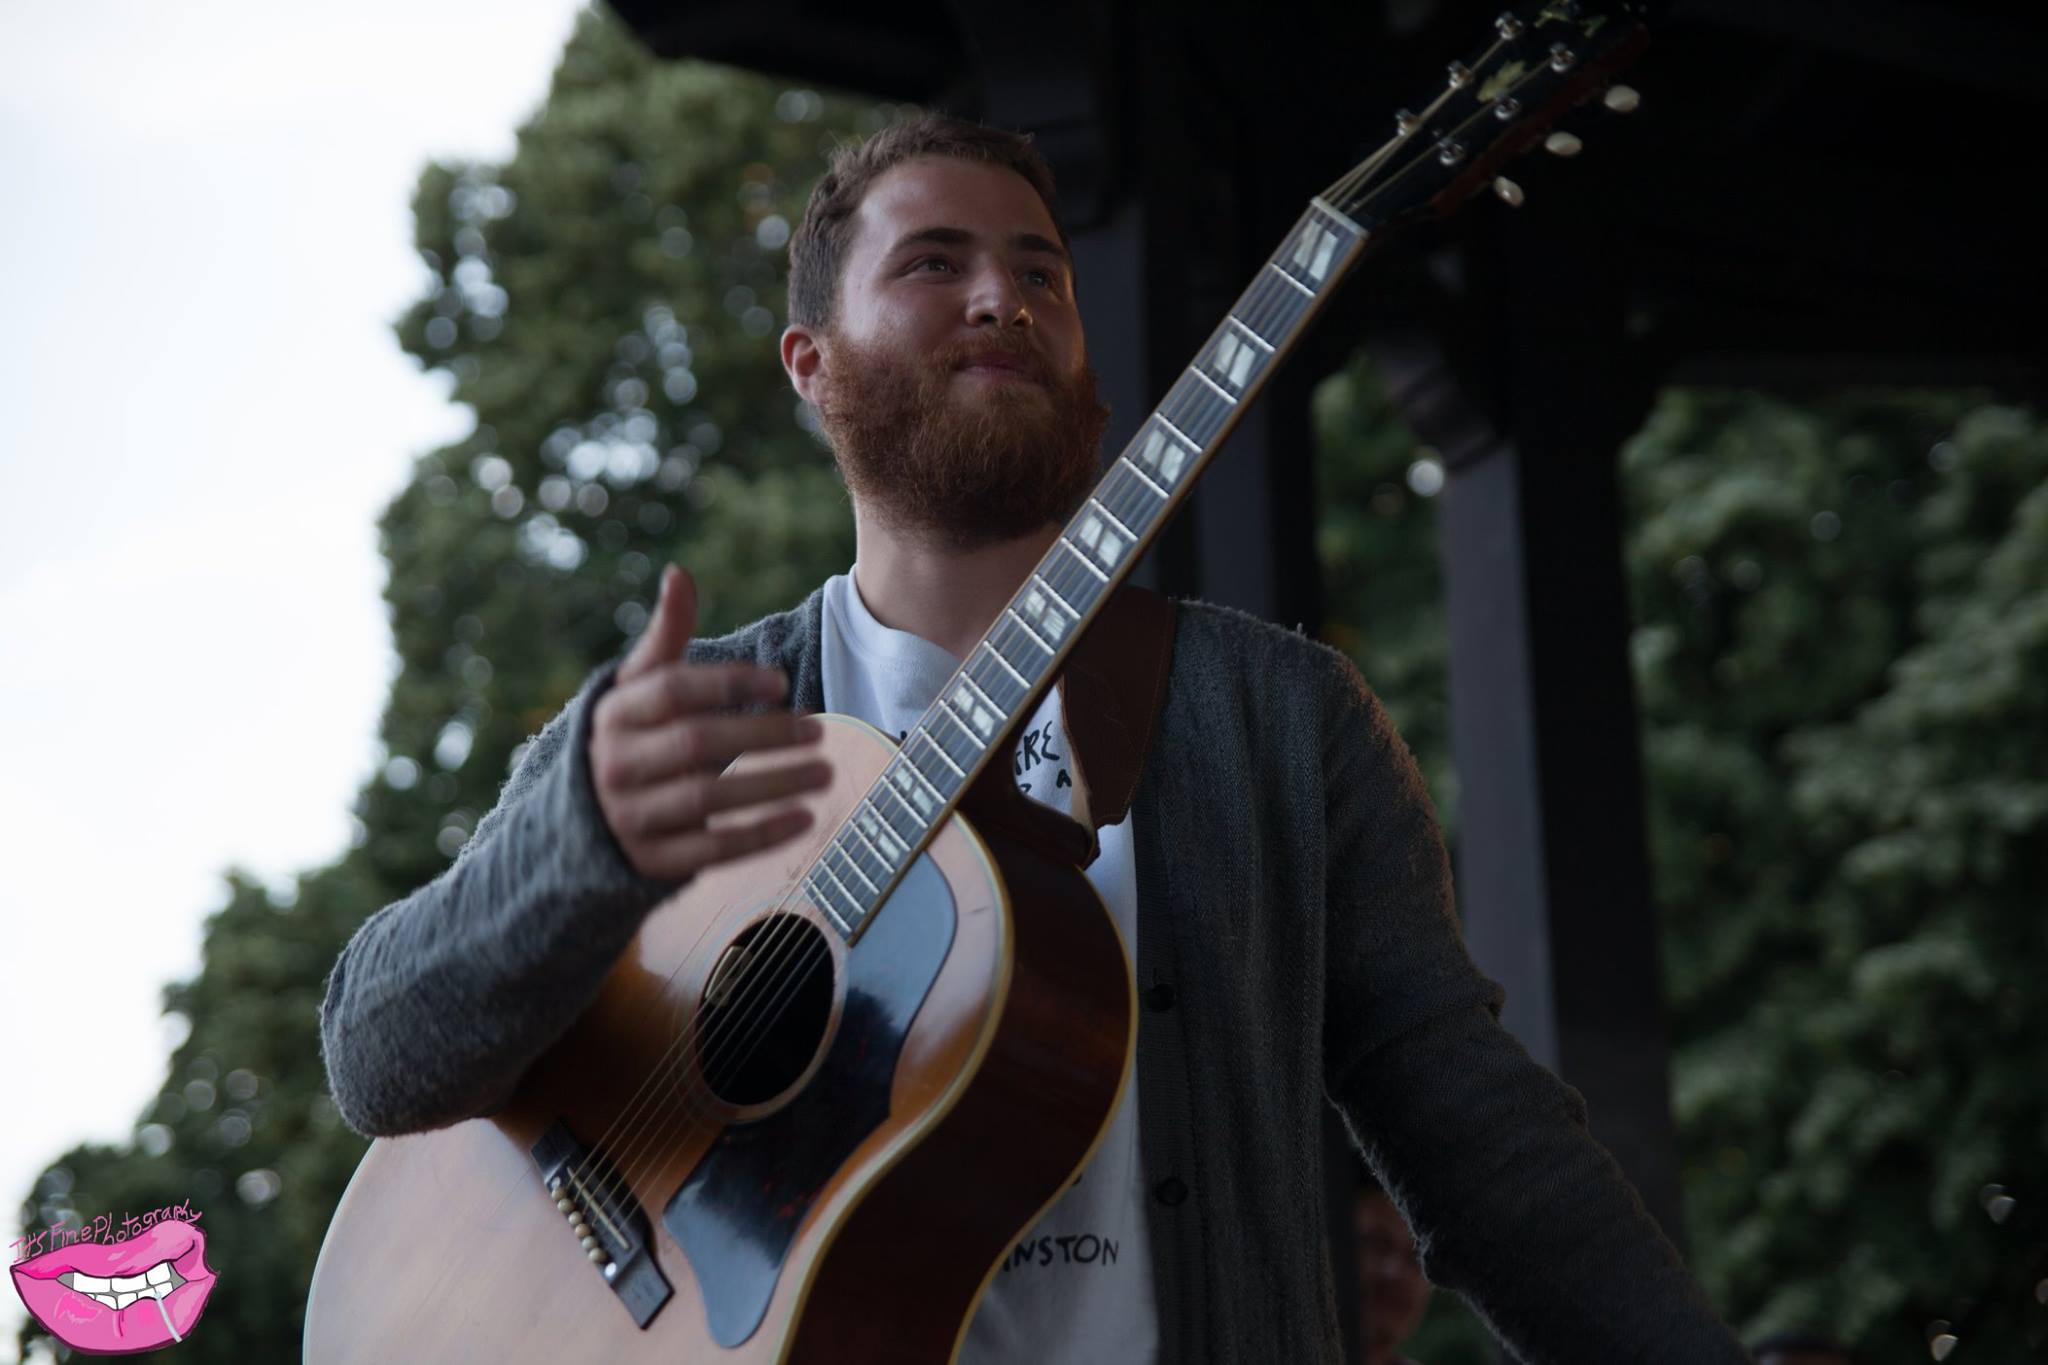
[[1320, 1, 1652, 230]]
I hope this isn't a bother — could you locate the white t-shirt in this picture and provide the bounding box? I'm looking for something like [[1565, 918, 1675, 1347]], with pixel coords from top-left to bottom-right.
[[819, 568, 1159, 1365]]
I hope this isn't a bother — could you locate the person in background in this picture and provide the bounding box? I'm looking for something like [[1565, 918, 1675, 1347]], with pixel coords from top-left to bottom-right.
[[1750, 1331, 1853, 1365], [1357, 1174, 1431, 1365]]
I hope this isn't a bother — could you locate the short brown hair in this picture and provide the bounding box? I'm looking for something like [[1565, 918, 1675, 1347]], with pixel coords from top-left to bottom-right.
[[787, 112, 1068, 330]]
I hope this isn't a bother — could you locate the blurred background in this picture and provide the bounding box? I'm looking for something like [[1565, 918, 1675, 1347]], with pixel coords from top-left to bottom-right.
[[3, 2, 2043, 1362]]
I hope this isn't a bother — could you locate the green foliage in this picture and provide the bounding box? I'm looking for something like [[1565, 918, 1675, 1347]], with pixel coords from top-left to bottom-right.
[[1312, 356, 1457, 837], [1314, 379, 2048, 1362], [16, 10, 880, 1360], [1634, 395, 2048, 1358]]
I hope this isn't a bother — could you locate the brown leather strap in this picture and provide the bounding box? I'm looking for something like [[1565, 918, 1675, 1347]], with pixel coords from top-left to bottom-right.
[[1060, 583, 1177, 835], [960, 583, 1177, 871]]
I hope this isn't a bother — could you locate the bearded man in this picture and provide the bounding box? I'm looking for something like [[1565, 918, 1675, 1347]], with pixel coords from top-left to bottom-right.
[[319, 114, 1748, 1363]]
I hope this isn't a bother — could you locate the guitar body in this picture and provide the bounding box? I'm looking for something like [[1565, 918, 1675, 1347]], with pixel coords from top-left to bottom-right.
[[305, 714, 1135, 1363]]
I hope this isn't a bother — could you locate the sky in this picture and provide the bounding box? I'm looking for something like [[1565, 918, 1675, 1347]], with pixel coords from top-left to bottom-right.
[[0, 0, 588, 1348]]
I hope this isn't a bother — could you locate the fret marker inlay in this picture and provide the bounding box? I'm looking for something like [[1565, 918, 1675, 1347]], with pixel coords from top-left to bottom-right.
[[891, 764, 935, 816], [856, 802, 906, 862], [1214, 332, 1257, 389], [1019, 587, 1069, 642], [1136, 427, 1188, 484], [1073, 514, 1128, 569], [1312, 230, 1338, 280], [951, 682, 999, 739]]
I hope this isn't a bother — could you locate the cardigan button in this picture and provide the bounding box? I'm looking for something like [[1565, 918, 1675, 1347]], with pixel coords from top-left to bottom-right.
[[1145, 982, 1177, 1012], [1153, 1176, 1189, 1207]]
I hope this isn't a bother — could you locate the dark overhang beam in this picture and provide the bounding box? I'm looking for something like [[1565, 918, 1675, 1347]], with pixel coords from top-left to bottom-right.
[[606, 0, 965, 100]]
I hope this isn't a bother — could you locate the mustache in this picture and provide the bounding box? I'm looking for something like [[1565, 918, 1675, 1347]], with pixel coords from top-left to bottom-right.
[[933, 335, 1050, 382]]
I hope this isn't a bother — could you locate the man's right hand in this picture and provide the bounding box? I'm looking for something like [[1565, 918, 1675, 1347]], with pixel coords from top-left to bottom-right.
[[590, 565, 832, 882]]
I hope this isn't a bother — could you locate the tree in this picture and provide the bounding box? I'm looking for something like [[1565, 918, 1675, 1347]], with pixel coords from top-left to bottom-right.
[[1629, 393, 2048, 1359], [16, 11, 882, 1359], [1313, 375, 2048, 1362]]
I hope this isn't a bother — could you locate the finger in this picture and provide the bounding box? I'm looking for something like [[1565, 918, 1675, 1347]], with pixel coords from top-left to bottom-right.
[[620, 565, 698, 682], [600, 659, 790, 732], [675, 711, 825, 775], [641, 806, 816, 881], [704, 759, 834, 818], [627, 759, 833, 839], [600, 710, 823, 790]]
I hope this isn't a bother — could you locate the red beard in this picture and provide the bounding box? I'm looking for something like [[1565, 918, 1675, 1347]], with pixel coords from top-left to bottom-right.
[[813, 330, 1112, 552]]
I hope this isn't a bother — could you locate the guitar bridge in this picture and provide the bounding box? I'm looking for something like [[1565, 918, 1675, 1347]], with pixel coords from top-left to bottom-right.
[[531, 1120, 672, 1329]]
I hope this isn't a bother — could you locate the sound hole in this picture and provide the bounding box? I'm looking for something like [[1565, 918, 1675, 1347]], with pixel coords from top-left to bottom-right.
[[697, 913, 834, 1108]]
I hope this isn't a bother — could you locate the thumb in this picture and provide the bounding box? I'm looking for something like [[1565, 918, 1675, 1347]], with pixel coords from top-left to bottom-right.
[[621, 564, 698, 680]]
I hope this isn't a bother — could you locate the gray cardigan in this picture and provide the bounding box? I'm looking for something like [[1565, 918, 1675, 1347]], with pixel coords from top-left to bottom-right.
[[320, 587, 1747, 1363]]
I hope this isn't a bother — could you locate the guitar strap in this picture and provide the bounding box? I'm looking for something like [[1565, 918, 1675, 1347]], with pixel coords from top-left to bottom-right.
[[959, 583, 1177, 872]]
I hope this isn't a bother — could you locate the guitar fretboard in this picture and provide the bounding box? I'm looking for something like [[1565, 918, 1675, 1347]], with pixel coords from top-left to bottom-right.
[[802, 198, 1369, 941]]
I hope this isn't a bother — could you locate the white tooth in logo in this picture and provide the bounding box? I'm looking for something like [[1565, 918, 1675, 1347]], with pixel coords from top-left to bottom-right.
[[147, 1263, 173, 1285], [73, 1273, 112, 1293], [93, 1294, 118, 1309], [112, 1274, 148, 1292], [113, 1292, 138, 1310]]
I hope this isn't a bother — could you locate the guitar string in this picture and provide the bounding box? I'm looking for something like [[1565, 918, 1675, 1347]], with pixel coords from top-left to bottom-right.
[[558, 846, 815, 1223], [1320, 31, 1511, 212], [1335, 41, 1567, 225], [570, 752, 980, 1223], [572, 668, 1067, 1208], [559, 49, 1554, 1236], [573, 223, 1337, 1217], [553, 38, 1562, 1247], [567, 737, 993, 1210], [568, 236, 1349, 1234], [563, 45, 1560, 1234], [567, 664, 1053, 1219], [559, 165, 1360, 1220], [581, 718, 1052, 1224], [577, 710, 1045, 1210]]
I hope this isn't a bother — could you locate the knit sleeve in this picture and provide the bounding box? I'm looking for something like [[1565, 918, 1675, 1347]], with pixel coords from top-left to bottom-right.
[[1316, 657, 1749, 1363], [317, 659, 679, 1136]]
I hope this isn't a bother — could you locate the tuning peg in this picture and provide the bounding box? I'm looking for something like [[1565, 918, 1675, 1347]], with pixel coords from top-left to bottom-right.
[[1493, 176, 1525, 207], [1602, 84, 1642, 114], [1543, 130, 1584, 158]]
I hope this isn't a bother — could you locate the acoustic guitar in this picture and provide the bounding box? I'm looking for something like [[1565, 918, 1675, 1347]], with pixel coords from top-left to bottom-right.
[[305, 5, 1650, 1359]]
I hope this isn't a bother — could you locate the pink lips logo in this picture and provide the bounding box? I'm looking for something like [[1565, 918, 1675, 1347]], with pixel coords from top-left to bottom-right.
[[10, 1216, 217, 1354]]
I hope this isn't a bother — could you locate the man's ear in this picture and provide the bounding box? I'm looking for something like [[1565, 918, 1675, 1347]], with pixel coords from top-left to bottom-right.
[[781, 324, 825, 406]]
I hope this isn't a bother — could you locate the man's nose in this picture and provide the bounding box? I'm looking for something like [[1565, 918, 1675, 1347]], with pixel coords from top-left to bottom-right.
[[965, 264, 1031, 328]]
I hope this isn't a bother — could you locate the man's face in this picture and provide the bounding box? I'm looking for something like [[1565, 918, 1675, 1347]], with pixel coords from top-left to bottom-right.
[[1356, 1189, 1430, 1360], [782, 156, 1109, 551]]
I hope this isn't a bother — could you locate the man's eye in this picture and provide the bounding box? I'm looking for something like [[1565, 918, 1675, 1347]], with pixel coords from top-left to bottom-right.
[[914, 257, 954, 273], [1024, 268, 1056, 288]]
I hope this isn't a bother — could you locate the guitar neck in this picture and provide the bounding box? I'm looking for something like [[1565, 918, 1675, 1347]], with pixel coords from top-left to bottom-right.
[[800, 198, 1372, 944]]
